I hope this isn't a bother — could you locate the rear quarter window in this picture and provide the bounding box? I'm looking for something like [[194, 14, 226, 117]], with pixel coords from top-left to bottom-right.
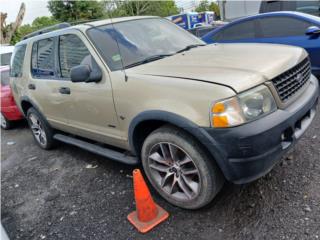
[[258, 16, 313, 38], [10, 44, 27, 77]]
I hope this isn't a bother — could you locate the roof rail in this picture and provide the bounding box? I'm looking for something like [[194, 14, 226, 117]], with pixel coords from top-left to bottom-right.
[[22, 22, 71, 40]]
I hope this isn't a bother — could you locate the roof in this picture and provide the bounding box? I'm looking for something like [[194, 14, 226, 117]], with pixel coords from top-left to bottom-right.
[[235, 11, 320, 23], [82, 15, 158, 27], [15, 16, 158, 46]]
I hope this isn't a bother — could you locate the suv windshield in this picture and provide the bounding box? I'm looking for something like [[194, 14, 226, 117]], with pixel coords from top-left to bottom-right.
[[87, 18, 205, 71]]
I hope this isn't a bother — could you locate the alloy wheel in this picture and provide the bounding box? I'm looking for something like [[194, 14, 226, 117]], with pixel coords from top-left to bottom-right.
[[147, 142, 201, 201], [29, 113, 47, 146]]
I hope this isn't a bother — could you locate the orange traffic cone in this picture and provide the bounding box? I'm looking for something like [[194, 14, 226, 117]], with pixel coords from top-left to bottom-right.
[[127, 169, 169, 233]]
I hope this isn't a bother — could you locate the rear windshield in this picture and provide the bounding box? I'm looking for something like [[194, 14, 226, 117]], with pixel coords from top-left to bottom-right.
[[0, 52, 12, 66], [1, 69, 10, 86]]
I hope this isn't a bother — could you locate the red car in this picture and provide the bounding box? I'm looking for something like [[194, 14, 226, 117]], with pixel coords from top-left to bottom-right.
[[1, 66, 23, 129]]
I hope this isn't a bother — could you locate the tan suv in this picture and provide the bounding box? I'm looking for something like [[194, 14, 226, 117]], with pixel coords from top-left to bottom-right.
[[10, 16, 318, 209]]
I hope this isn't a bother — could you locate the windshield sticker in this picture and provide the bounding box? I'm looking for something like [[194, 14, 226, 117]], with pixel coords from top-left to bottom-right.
[[112, 54, 121, 62]]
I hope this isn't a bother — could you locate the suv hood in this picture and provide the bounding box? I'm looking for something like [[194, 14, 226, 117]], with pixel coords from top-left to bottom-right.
[[127, 43, 307, 93]]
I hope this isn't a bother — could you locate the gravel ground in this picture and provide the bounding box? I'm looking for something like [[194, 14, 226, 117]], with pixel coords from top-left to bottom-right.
[[1, 108, 320, 240]]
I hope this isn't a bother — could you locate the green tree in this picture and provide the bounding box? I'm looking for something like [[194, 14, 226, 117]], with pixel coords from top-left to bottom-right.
[[48, 0, 105, 22], [209, 2, 220, 19], [10, 16, 59, 44], [195, 0, 220, 19], [107, 1, 179, 18], [195, 0, 210, 12]]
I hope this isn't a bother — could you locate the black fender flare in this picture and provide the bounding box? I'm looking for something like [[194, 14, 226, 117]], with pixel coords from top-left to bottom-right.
[[20, 97, 49, 124], [128, 110, 231, 179]]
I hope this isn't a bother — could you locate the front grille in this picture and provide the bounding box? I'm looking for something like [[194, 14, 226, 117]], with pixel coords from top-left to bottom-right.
[[272, 58, 311, 102]]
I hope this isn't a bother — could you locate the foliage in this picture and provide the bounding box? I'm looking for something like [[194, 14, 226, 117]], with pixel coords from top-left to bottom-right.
[[10, 16, 59, 44], [47, 0, 105, 22], [195, 0, 220, 19], [106, 1, 179, 18]]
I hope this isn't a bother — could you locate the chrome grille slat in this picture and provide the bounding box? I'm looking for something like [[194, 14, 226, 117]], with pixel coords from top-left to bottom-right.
[[272, 58, 311, 102]]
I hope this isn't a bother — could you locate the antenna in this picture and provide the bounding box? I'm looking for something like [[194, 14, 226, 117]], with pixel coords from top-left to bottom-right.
[[107, 12, 129, 82]]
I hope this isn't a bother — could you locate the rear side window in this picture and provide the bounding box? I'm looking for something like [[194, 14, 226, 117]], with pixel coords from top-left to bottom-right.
[[10, 44, 26, 77], [213, 20, 256, 41], [258, 16, 313, 38], [31, 37, 56, 78], [59, 34, 91, 78], [1, 69, 10, 85]]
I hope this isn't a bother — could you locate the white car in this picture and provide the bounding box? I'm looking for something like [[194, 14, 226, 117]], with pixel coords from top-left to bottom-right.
[[0, 45, 14, 66]]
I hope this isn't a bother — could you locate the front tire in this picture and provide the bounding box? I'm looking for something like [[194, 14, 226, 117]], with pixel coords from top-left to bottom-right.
[[26, 108, 56, 150], [141, 125, 224, 209]]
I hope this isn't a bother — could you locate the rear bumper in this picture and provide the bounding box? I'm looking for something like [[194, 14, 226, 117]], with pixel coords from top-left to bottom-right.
[[1, 105, 23, 121], [203, 76, 319, 184]]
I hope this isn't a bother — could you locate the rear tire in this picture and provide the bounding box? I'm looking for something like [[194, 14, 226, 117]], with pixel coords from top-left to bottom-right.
[[141, 125, 224, 209], [1, 113, 13, 130], [26, 108, 56, 150]]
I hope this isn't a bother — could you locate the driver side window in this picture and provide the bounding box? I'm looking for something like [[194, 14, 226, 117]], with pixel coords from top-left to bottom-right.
[[59, 34, 92, 79]]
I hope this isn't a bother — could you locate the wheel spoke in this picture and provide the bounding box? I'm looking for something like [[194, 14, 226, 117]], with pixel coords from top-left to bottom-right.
[[149, 152, 170, 166], [182, 168, 198, 175], [181, 175, 199, 194], [179, 156, 192, 166], [161, 172, 174, 188], [169, 177, 178, 194], [177, 177, 193, 199], [160, 143, 171, 160], [29, 115, 38, 125], [149, 163, 170, 173]]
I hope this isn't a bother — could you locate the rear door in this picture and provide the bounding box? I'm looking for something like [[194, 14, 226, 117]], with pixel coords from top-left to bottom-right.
[[29, 37, 70, 130]]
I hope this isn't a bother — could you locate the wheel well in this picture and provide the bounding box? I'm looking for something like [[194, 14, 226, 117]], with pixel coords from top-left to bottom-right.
[[21, 100, 33, 115], [131, 120, 168, 158]]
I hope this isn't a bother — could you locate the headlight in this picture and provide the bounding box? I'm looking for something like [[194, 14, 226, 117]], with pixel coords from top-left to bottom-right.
[[210, 85, 277, 128]]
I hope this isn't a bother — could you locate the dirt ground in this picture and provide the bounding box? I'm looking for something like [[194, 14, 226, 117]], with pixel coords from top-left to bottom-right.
[[1, 107, 320, 240]]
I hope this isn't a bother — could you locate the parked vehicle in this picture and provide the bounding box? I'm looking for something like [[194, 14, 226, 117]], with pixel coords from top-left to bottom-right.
[[202, 12, 320, 78], [218, 0, 320, 21], [167, 12, 201, 30], [188, 25, 218, 38], [1, 66, 23, 129], [11, 17, 319, 209], [198, 11, 215, 24], [0, 45, 14, 66]]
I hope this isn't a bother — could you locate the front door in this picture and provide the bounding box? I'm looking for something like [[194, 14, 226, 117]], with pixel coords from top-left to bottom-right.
[[56, 32, 122, 145]]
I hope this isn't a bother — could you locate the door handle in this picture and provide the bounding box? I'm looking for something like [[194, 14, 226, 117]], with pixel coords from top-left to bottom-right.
[[59, 87, 71, 95], [28, 83, 36, 90]]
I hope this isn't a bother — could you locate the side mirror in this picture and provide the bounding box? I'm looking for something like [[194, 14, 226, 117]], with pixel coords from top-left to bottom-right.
[[70, 65, 102, 83], [305, 26, 320, 36]]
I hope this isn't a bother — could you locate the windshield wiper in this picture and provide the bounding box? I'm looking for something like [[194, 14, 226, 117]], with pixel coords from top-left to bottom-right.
[[124, 54, 173, 69], [176, 44, 206, 54]]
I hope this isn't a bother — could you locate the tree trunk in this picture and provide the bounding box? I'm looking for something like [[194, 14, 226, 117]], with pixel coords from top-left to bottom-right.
[[0, 2, 25, 44]]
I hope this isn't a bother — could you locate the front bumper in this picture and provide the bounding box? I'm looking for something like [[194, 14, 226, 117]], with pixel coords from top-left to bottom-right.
[[204, 75, 319, 184]]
